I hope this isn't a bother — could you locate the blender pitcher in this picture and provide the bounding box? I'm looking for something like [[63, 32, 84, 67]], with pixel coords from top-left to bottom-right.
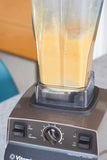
[[31, 0, 103, 109]]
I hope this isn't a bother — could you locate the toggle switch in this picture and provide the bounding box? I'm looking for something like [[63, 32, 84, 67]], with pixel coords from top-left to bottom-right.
[[13, 122, 26, 137], [78, 134, 92, 150]]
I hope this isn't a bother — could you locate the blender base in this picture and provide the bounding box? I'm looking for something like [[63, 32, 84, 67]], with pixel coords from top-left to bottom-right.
[[4, 84, 107, 160]]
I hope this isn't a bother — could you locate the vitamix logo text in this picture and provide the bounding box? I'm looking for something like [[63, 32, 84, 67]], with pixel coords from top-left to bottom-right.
[[9, 154, 32, 160]]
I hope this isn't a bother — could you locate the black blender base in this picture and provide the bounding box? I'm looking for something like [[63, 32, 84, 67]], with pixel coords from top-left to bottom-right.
[[31, 86, 99, 115]]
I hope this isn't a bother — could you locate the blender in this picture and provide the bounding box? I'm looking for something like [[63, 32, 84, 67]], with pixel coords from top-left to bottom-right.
[[4, 0, 107, 160], [31, 0, 102, 112]]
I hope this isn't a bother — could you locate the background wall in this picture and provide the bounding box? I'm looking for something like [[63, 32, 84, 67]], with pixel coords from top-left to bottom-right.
[[93, 0, 107, 59], [0, 0, 37, 60]]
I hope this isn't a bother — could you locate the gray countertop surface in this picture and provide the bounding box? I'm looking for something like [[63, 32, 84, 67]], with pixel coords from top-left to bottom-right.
[[0, 55, 107, 160]]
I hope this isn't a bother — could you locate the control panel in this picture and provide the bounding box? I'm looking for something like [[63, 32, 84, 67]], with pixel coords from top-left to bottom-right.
[[8, 119, 97, 156]]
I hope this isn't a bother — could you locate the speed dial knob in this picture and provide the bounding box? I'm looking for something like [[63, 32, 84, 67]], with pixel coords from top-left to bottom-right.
[[43, 127, 61, 145]]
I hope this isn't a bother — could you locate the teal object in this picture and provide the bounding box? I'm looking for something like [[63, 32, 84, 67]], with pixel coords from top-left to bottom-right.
[[0, 59, 19, 102]]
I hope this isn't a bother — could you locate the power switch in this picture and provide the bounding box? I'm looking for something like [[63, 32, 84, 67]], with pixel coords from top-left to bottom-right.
[[78, 134, 91, 150], [13, 122, 26, 137]]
